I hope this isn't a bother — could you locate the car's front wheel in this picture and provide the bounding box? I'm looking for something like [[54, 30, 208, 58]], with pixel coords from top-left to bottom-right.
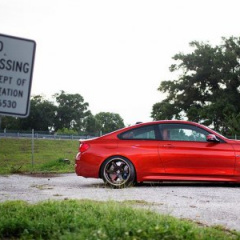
[[101, 156, 135, 188]]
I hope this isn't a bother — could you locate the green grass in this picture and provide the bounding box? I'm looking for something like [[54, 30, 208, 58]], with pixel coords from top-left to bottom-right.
[[0, 200, 239, 240], [0, 138, 78, 174]]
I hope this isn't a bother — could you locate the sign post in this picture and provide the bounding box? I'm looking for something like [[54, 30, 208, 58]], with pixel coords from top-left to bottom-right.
[[0, 34, 36, 118]]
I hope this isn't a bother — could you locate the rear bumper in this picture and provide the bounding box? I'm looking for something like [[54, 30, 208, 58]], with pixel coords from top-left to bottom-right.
[[75, 152, 101, 178]]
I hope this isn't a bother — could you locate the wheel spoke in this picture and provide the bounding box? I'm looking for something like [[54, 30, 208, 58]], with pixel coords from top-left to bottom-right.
[[111, 161, 118, 170], [106, 167, 115, 174], [119, 162, 126, 171], [106, 162, 118, 174], [109, 173, 118, 181]]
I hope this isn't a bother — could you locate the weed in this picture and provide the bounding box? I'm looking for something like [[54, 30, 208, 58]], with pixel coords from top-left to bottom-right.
[[0, 200, 239, 240]]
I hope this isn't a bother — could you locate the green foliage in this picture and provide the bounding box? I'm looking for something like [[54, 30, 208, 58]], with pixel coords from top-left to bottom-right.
[[0, 200, 239, 239], [226, 113, 240, 136], [152, 37, 240, 135], [56, 128, 78, 135], [1, 91, 91, 132], [0, 138, 78, 174], [83, 112, 125, 134], [1, 91, 126, 135], [95, 112, 125, 134], [82, 113, 101, 134], [2, 95, 56, 131], [152, 100, 181, 120], [22, 95, 57, 131], [54, 90, 91, 131]]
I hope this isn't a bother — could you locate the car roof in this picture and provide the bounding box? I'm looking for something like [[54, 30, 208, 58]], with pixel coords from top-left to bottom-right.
[[129, 120, 201, 129], [99, 120, 202, 139]]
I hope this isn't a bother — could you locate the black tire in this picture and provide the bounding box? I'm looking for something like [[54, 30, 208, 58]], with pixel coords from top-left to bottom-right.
[[101, 156, 135, 188]]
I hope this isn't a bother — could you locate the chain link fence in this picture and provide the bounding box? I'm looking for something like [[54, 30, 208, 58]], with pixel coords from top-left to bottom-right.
[[0, 129, 100, 173], [0, 129, 99, 140]]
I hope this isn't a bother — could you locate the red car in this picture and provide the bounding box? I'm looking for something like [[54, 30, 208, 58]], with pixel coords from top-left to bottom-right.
[[75, 120, 240, 188]]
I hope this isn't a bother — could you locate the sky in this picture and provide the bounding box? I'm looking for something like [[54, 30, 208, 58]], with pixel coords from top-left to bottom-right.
[[1, 0, 240, 125]]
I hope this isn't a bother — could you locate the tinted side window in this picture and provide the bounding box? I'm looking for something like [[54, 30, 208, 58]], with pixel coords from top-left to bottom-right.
[[158, 124, 209, 142], [119, 125, 156, 140]]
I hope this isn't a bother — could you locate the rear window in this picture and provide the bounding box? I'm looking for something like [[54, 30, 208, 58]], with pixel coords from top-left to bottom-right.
[[118, 125, 156, 140]]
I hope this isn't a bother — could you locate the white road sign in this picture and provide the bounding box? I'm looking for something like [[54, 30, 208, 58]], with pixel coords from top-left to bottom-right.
[[0, 34, 36, 117]]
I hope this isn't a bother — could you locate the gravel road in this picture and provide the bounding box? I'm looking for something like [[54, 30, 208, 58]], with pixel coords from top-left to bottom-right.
[[1, 173, 240, 231]]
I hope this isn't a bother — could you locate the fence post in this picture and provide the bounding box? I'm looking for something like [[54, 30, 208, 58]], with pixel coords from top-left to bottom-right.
[[31, 129, 34, 171]]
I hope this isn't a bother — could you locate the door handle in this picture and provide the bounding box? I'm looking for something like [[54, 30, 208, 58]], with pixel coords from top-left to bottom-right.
[[162, 144, 174, 148], [131, 144, 140, 148]]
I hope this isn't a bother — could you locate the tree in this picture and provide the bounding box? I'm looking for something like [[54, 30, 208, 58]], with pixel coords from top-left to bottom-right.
[[95, 112, 125, 134], [152, 37, 240, 134], [1, 92, 126, 134], [1, 95, 56, 131], [225, 113, 240, 137], [83, 114, 101, 134], [54, 91, 91, 132], [21, 95, 57, 131], [1, 116, 21, 130]]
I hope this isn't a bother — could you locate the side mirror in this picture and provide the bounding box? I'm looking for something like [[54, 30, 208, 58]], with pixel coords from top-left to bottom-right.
[[207, 134, 220, 143]]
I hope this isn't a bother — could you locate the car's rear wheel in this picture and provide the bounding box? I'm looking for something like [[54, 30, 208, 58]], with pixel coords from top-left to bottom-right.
[[101, 156, 135, 188]]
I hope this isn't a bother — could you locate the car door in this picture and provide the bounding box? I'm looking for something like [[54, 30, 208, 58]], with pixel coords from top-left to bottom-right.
[[158, 123, 236, 176], [118, 125, 164, 179]]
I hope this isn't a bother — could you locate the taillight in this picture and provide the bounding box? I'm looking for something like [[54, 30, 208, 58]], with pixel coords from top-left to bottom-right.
[[79, 142, 90, 153]]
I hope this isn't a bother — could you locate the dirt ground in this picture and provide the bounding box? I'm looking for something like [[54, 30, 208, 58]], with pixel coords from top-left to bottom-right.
[[1, 173, 240, 231]]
